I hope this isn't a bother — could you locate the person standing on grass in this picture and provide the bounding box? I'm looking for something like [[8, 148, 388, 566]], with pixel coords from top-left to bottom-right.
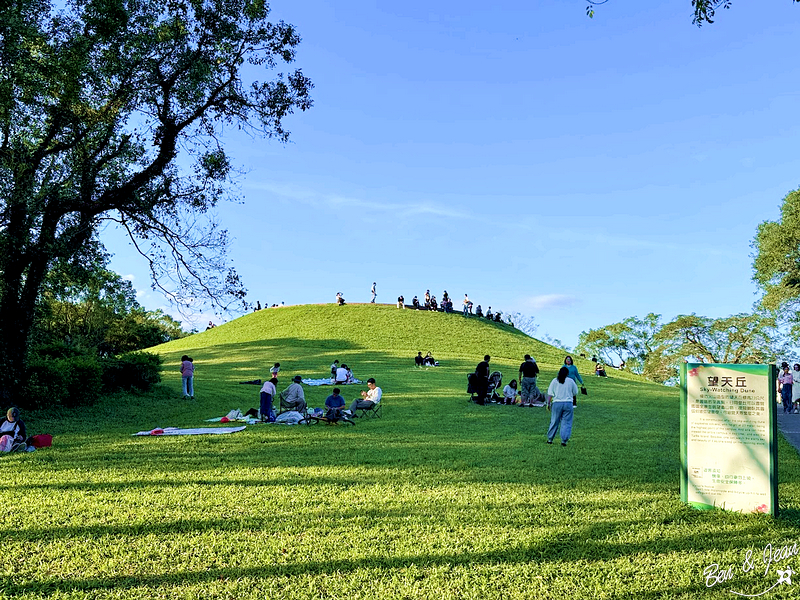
[[260, 377, 278, 422], [474, 355, 491, 404], [270, 362, 280, 379], [779, 365, 793, 414], [181, 355, 194, 399], [348, 378, 382, 416], [792, 364, 800, 414], [563, 356, 584, 387], [546, 366, 578, 447], [518, 354, 540, 407], [371, 282, 377, 303]]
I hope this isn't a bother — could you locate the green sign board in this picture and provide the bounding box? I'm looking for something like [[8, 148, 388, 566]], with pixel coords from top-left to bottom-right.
[[680, 363, 778, 515]]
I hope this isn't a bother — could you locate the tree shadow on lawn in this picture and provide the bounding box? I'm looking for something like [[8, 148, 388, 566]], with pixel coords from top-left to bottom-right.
[[1, 513, 777, 597]]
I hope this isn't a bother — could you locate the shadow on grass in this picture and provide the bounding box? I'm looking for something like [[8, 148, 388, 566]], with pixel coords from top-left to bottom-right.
[[0, 515, 774, 597]]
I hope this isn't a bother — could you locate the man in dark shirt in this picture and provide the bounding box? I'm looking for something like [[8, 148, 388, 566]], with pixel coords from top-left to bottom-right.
[[518, 354, 540, 406], [475, 355, 491, 404]]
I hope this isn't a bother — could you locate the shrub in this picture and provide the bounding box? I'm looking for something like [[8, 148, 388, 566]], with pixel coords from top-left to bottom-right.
[[24, 354, 102, 410], [101, 352, 162, 392]]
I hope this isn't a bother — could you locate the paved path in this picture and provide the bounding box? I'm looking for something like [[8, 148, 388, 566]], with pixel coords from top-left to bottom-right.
[[776, 411, 800, 451]]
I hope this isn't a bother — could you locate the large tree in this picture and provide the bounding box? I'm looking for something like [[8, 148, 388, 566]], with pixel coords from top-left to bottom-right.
[[576, 313, 662, 374], [0, 0, 312, 401], [752, 188, 800, 335]]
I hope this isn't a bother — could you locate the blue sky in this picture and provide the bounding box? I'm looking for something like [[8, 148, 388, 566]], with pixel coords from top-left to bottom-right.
[[103, 0, 800, 347]]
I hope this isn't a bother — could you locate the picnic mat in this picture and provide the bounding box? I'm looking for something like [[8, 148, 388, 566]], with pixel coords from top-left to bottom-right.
[[302, 378, 362, 386], [134, 426, 247, 436]]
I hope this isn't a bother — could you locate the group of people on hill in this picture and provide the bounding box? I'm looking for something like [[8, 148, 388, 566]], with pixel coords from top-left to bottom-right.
[[472, 354, 586, 447], [395, 290, 509, 323], [254, 360, 382, 422], [253, 301, 285, 310], [414, 352, 438, 367]]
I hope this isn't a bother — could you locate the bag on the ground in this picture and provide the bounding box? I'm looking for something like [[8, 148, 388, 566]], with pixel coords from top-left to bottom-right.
[[0, 435, 13, 453], [29, 434, 52, 448]]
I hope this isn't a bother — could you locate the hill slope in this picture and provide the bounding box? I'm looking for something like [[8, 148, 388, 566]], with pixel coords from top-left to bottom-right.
[[157, 303, 645, 385]]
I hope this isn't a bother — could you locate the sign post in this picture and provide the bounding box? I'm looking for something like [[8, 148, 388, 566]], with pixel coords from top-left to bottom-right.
[[680, 363, 778, 515]]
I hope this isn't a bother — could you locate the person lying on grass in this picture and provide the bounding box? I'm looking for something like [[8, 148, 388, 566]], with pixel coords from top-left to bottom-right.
[[325, 388, 346, 421], [348, 378, 382, 416]]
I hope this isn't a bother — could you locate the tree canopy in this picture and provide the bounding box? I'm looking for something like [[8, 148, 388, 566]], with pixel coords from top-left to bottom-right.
[[578, 311, 784, 385], [752, 188, 800, 334], [0, 0, 312, 401], [586, 0, 799, 24]]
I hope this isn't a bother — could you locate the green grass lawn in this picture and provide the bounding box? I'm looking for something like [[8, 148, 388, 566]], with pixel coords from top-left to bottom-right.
[[3, 304, 800, 599]]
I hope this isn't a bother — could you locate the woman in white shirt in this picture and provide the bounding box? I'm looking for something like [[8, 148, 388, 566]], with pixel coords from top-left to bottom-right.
[[502, 380, 519, 405], [792, 364, 800, 414], [546, 367, 578, 447]]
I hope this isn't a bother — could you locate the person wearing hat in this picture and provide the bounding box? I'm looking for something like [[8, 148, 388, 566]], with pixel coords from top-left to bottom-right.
[[518, 354, 541, 407], [0, 407, 27, 451], [279, 376, 307, 413]]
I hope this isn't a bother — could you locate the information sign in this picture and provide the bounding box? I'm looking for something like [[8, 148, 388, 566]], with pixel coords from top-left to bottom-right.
[[680, 363, 778, 515]]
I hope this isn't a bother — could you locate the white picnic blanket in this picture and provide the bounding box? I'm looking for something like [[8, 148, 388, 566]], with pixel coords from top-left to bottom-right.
[[134, 426, 246, 436], [302, 378, 362, 386]]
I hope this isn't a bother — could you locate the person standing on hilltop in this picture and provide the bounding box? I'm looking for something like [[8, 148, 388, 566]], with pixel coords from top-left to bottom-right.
[[371, 282, 377, 303]]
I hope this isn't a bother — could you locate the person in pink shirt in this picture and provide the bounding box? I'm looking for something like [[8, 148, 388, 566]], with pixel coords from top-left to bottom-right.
[[779, 365, 793, 414], [181, 355, 195, 399]]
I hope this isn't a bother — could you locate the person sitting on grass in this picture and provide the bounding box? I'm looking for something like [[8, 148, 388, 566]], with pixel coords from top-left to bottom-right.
[[335, 363, 349, 384], [423, 352, 436, 366], [348, 378, 382, 417], [415, 352, 424, 367], [0, 407, 27, 452], [280, 375, 307, 413], [325, 388, 346, 421], [503, 380, 519, 405], [595, 363, 607, 377]]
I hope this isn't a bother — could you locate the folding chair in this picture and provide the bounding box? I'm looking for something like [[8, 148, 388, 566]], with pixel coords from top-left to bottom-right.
[[355, 400, 383, 419]]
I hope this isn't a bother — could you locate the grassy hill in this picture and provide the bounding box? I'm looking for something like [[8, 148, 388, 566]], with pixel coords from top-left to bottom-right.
[[4, 304, 800, 599]]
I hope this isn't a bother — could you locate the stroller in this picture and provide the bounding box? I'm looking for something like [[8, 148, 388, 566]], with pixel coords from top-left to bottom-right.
[[467, 371, 503, 404], [486, 371, 503, 402]]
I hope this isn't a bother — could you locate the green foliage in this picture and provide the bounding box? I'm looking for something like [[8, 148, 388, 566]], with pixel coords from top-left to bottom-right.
[[101, 352, 163, 392], [578, 311, 783, 385], [753, 187, 800, 334], [21, 348, 161, 410], [24, 354, 102, 410], [0, 0, 313, 400], [4, 304, 800, 598], [656, 312, 785, 364]]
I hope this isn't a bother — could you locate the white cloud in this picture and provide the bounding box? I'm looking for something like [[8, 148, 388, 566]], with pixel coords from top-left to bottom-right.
[[524, 294, 579, 311], [245, 181, 474, 221], [122, 274, 136, 281]]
